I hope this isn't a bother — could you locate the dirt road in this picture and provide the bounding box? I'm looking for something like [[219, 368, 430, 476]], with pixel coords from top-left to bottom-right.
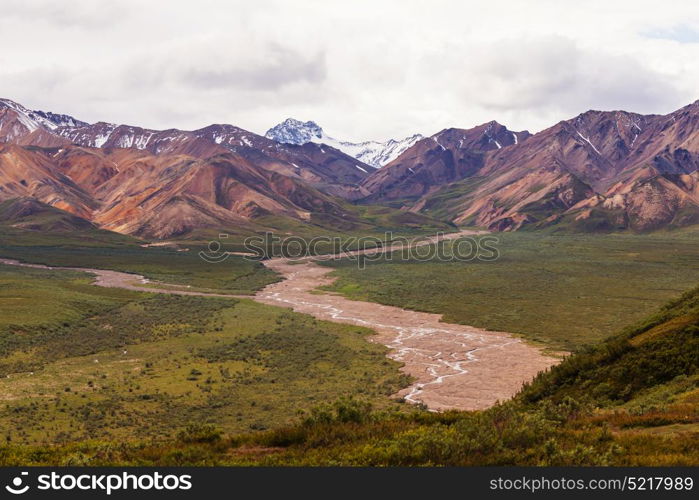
[[1, 231, 559, 411]]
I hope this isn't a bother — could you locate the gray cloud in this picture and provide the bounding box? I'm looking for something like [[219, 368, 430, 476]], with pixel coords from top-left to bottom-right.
[[457, 37, 687, 117], [178, 46, 326, 92], [0, 0, 126, 28], [0, 1, 697, 140]]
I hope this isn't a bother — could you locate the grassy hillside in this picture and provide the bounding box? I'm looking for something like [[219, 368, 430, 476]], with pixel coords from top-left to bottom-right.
[[0, 265, 408, 448], [520, 286, 699, 406], [2, 282, 695, 466], [0, 198, 137, 247], [318, 232, 699, 350], [0, 241, 281, 294], [0, 197, 453, 293], [0, 198, 277, 293]]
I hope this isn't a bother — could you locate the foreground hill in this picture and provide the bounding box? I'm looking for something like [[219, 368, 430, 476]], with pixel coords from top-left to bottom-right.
[[363, 101, 699, 232]]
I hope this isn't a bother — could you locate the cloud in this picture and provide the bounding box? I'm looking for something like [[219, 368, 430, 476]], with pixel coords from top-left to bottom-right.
[[177, 46, 326, 92], [0, 0, 126, 28], [0, 0, 697, 140], [119, 40, 326, 95], [453, 37, 687, 117]]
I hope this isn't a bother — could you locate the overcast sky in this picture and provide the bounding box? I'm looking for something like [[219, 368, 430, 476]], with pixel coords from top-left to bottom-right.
[[1, 0, 698, 141]]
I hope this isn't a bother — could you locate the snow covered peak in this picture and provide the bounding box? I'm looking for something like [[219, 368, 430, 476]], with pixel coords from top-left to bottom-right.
[[265, 117, 422, 168], [32, 110, 88, 129], [346, 134, 424, 167], [265, 118, 324, 145], [0, 98, 87, 131]]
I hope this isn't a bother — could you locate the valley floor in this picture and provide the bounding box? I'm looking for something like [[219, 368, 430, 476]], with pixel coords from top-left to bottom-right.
[[1, 230, 559, 412], [320, 231, 699, 350], [0, 262, 409, 446], [0, 229, 697, 465], [254, 233, 559, 411]]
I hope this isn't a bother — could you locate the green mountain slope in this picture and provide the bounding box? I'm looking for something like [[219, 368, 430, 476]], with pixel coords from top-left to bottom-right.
[[0, 197, 136, 246], [521, 286, 699, 406]]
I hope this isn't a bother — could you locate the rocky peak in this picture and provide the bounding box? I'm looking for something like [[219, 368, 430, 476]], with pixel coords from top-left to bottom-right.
[[265, 118, 324, 145]]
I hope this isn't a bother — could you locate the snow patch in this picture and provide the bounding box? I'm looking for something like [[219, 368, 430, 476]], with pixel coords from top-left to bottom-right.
[[355, 164, 368, 173], [94, 133, 112, 148], [576, 131, 601, 155], [432, 136, 446, 151]]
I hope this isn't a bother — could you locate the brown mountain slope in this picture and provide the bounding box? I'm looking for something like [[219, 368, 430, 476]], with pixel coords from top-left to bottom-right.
[[361, 121, 530, 203], [379, 101, 699, 231], [0, 98, 400, 239], [0, 144, 373, 239], [0, 141, 446, 240], [0, 144, 97, 218], [54, 121, 375, 200], [89, 150, 359, 238], [0, 98, 376, 202]]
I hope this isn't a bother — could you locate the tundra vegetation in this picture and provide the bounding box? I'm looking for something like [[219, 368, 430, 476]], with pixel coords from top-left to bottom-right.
[[0, 227, 697, 465], [320, 231, 699, 350], [0, 279, 697, 465], [0, 265, 408, 447]]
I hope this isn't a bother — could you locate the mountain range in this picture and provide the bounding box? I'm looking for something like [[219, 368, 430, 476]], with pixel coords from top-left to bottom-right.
[[1, 96, 699, 239], [0, 98, 448, 239], [384, 103, 699, 231]]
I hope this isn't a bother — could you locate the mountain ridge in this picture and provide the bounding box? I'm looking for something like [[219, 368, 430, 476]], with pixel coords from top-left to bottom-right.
[[363, 102, 699, 232], [2, 97, 699, 236], [0, 100, 392, 239]]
